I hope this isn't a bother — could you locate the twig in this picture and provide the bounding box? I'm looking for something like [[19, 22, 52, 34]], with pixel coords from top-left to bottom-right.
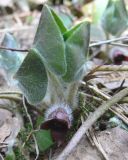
[[0, 105, 15, 113], [0, 46, 28, 52], [22, 130, 33, 149], [0, 154, 4, 160], [0, 145, 8, 148], [80, 91, 128, 104], [0, 25, 34, 33], [120, 97, 128, 103], [110, 42, 128, 48], [88, 85, 109, 100], [22, 97, 39, 160], [49, 149, 53, 160], [0, 91, 22, 96], [0, 93, 42, 115], [56, 88, 128, 160], [109, 108, 128, 125], [88, 86, 128, 125], [0, 95, 22, 102], [89, 37, 128, 47], [79, 92, 102, 102], [95, 65, 128, 72]]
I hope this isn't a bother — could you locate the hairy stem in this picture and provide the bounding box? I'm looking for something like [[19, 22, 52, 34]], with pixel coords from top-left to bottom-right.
[[66, 82, 79, 108]]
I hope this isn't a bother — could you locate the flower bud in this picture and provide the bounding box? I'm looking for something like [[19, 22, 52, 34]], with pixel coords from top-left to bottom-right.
[[41, 103, 73, 145], [109, 47, 128, 65]]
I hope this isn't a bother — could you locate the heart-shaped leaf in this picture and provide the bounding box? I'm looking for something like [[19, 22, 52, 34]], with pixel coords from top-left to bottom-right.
[[33, 5, 66, 76], [101, 0, 128, 35], [63, 22, 90, 82], [35, 129, 53, 152], [15, 49, 48, 105], [0, 33, 24, 75]]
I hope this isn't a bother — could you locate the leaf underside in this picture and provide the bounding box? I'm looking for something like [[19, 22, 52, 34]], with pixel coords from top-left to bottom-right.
[[0, 33, 24, 75]]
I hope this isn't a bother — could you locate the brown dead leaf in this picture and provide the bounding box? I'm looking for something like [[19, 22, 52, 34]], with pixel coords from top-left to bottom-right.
[[97, 127, 128, 160], [0, 109, 23, 149], [0, 109, 12, 143]]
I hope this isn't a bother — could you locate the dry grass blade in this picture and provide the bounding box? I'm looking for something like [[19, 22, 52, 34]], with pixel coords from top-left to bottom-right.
[[88, 85, 128, 126]]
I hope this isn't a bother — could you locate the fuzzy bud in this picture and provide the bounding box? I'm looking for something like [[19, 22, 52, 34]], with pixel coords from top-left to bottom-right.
[[109, 47, 128, 65], [41, 103, 73, 145]]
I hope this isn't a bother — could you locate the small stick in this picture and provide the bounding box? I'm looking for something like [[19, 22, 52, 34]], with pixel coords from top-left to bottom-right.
[[56, 88, 128, 160], [0, 26, 34, 33], [0, 91, 22, 95], [88, 86, 128, 125], [0, 95, 22, 102], [110, 42, 128, 48], [0, 46, 28, 52], [89, 37, 128, 47], [80, 91, 128, 126], [95, 65, 128, 72], [0, 154, 4, 160]]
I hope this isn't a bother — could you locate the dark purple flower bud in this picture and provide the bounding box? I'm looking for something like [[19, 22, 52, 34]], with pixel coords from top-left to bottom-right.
[[109, 47, 128, 65], [41, 103, 73, 145]]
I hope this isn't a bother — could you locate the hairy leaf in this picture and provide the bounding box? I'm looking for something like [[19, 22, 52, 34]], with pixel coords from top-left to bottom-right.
[[15, 49, 48, 105], [63, 22, 90, 82], [0, 33, 24, 75], [35, 130, 53, 152], [58, 12, 73, 29], [101, 0, 128, 35], [33, 5, 66, 75]]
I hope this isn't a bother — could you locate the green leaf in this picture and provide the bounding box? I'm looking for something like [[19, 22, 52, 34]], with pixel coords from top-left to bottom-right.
[[33, 5, 66, 75], [63, 22, 90, 82], [101, 0, 128, 35], [46, 70, 65, 103], [92, 0, 109, 24], [90, 24, 106, 41], [5, 149, 16, 160], [63, 22, 82, 41], [15, 49, 48, 105], [59, 12, 73, 29], [51, 9, 67, 34], [35, 130, 54, 152], [0, 33, 24, 75]]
